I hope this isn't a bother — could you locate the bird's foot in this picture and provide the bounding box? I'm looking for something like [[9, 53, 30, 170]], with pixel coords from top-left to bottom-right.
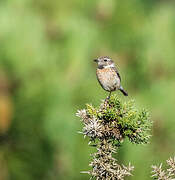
[[105, 95, 110, 103]]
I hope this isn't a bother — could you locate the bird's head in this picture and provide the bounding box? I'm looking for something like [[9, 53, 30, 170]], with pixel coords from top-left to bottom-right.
[[94, 56, 114, 69]]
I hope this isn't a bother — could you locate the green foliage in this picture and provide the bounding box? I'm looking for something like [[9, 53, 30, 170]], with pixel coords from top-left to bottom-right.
[[77, 94, 152, 179], [85, 94, 152, 145]]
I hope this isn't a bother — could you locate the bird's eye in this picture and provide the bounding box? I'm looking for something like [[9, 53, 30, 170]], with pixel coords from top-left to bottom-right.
[[104, 59, 108, 62]]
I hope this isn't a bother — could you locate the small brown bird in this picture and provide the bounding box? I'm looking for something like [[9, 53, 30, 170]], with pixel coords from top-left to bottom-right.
[[94, 56, 128, 98]]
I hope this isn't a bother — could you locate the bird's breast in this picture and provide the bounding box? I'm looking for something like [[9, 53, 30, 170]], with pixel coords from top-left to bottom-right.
[[96, 68, 120, 92]]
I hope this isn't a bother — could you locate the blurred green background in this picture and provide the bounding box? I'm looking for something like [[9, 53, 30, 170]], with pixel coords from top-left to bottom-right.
[[0, 0, 175, 179]]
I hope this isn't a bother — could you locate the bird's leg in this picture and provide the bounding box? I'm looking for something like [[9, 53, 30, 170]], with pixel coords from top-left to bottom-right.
[[104, 92, 111, 103], [108, 92, 111, 99]]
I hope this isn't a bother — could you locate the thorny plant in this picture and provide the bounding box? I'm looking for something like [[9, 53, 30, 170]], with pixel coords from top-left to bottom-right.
[[76, 94, 152, 180], [151, 156, 175, 180]]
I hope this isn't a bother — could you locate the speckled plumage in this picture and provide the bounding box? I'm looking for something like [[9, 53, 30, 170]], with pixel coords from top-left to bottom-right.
[[94, 56, 128, 97]]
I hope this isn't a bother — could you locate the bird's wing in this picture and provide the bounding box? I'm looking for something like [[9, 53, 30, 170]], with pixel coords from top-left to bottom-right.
[[111, 67, 121, 82]]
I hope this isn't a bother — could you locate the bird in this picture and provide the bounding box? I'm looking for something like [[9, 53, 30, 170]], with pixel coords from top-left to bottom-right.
[[94, 56, 128, 98]]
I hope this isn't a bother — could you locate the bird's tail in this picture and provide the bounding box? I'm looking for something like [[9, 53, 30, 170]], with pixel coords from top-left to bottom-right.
[[119, 86, 128, 96]]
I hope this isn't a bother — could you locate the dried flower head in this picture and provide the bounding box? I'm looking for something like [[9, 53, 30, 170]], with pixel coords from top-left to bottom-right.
[[151, 156, 175, 180]]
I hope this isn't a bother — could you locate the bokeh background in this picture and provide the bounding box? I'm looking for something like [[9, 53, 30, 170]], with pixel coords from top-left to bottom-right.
[[0, 0, 175, 179]]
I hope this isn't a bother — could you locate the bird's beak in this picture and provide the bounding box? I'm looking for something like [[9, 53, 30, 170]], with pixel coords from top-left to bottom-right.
[[94, 59, 98, 63]]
